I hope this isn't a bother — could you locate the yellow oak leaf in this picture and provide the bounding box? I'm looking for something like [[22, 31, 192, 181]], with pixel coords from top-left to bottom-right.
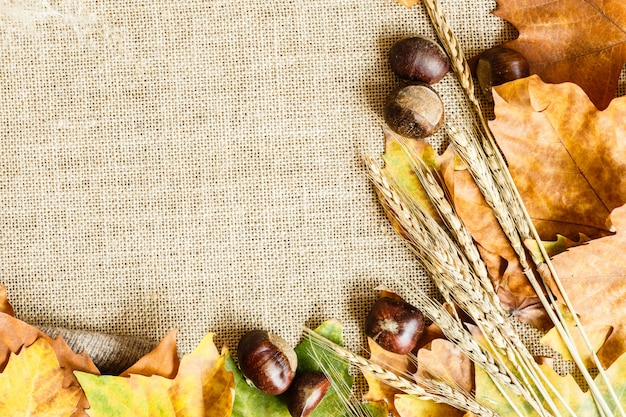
[[76, 333, 234, 417], [0, 338, 84, 416], [549, 204, 626, 367]]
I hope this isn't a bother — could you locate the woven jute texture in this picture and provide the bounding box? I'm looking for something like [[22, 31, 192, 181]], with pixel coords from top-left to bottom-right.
[[1, 0, 522, 369]]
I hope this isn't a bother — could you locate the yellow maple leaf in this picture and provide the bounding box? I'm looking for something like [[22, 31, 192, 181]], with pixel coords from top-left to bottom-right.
[[0, 338, 84, 416], [75, 333, 234, 417]]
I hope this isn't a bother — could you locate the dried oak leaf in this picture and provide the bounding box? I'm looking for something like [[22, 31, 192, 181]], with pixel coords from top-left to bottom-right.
[[490, 75, 626, 242], [0, 338, 85, 416], [494, 0, 626, 110], [363, 337, 413, 416], [76, 332, 234, 417], [549, 204, 626, 367]]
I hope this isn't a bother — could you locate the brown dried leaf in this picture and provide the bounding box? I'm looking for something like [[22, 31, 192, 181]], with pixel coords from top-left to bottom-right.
[[490, 75, 626, 242], [416, 338, 474, 393], [494, 0, 626, 110], [550, 204, 626, 367], [439, 146, 551, 329]]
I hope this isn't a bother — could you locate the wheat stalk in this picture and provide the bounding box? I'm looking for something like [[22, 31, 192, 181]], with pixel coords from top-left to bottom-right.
[[365, 156, 567, 417], [385, 279, 555, 417], [302, 328, 502, 417], [448, 124, 619, 417], [414, 0, 624, 414]]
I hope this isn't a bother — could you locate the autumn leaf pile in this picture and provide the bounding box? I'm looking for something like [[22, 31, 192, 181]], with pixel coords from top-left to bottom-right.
[[0, 286, 236, 417], [360, 0, 626, 416], [6, 0, 626, 416]]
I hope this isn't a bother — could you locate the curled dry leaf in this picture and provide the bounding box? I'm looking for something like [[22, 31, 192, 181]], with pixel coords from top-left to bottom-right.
[[494, 0, 626, 110], [438, 145, 551, 329], [120, 329, 180, 378]]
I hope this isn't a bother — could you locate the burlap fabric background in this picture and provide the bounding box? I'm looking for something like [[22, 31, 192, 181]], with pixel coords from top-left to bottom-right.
[[1, 0, 522, 371]]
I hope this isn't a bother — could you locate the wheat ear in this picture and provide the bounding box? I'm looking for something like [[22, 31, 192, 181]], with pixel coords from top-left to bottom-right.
[[365, 156, 565, 417], [302, 328, 501, 417], [416, 0, 622, 413], [449, 125, 619, 417]]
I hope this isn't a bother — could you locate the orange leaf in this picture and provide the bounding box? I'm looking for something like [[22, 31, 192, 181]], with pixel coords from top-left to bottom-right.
[[121, 329, 179, 378], [550, 204, 626, 367], [0, 286, 14, 317], [0, 338, 85, 416], [363, 337, 413, 416], [490, 75, 626, 242], [494, 0, 626, 109]]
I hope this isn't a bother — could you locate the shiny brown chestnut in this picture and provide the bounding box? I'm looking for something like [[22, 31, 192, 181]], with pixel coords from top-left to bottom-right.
[[389, 36, 450, 84], [365, 297, 425, 354], [285, 371, 331, 417], [476, 46, 530, 98], [383, 83, 444, 139], [237, 330, 298, 395]]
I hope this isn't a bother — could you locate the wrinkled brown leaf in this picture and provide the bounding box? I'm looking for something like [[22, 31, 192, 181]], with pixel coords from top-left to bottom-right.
[[494, 0, 626, 110], [491, 75, 626, 242], [550, 204, 626, 367], [416, 338, 474, 392]]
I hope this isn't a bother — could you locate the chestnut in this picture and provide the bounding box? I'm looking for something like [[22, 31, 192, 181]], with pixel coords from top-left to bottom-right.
[[476, 46, 530, 98], [285, 371, 331, 417], [389, 36, 450, 84], [237, 330, 298, 395], [383, 83, 444, 139], [365, 297, 425, 354]]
